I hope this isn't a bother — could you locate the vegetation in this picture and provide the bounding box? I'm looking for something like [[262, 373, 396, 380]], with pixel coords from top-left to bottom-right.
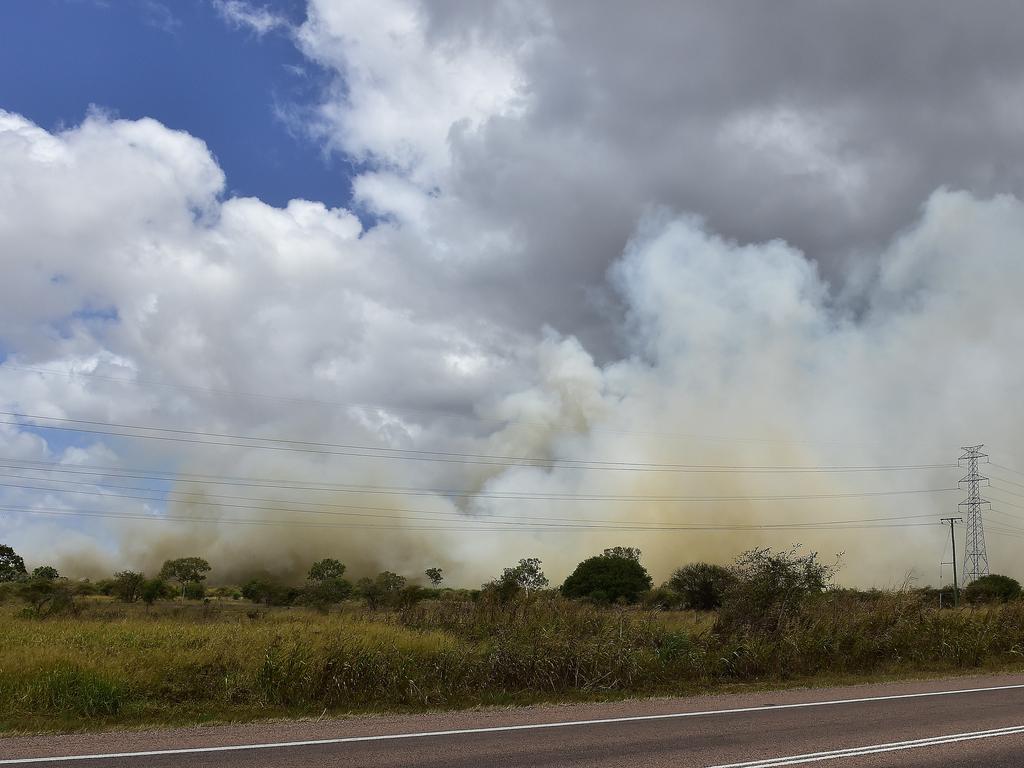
[[31, 566, 60, 581], [560, 547, 653, 603], [668, 563, 734, 610], [965, 574, 1022, 604], [1, 541, 1023, 733], [159, 557, 211, 600], [0, 544, 26, 582]]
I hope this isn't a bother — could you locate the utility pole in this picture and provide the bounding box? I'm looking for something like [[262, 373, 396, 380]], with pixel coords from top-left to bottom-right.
[[958, 445, 991, 584], [941, 517, 963, 607]]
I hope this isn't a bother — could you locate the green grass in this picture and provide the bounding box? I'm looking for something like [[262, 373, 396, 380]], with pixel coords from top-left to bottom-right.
[[1, 594, 1022, 734]]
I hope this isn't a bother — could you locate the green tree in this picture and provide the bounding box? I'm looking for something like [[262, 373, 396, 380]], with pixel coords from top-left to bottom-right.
[[301, 577, 353, 610], [140, 578, 168, 608], [31, 565, 60, 581], [307, 558, 347, 582], [484, 557, 549, 602], [561, 548, 652, 603], [241, 578, 292, 606], [0, 544, 27, 582], [964, 574, 1022, 604], [355, 572, 406, 609], [376, 571, 407, 592], [425, 567, 444, 587], [602, 546, 641, 562], [16, 577, 75, 617], [111, 570, 146, 603], [159, 557, 211, 599], [668, 563, 734, 610]]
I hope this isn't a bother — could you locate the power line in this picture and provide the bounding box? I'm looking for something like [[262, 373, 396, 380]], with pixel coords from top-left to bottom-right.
[[1, 364, 918, 450], [0, 411, 958, 473], [0, 477, 957, 528], [0, 503, 943, 533], [0, 460, 961, 504]]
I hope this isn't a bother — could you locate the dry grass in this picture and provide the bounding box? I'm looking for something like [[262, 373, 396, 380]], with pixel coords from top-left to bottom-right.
[[1, 593, 1022, 734]]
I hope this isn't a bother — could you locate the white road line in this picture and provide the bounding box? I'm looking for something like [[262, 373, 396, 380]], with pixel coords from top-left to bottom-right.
[[705, 723, 1024, 766], [2, 682, 1023, 764]]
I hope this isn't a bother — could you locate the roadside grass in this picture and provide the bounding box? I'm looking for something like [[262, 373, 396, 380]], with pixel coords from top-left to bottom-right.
[[1, 593, 1022, 734]]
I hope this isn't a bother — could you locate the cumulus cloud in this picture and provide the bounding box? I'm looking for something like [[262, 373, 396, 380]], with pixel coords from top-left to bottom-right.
[[3, 1, 1024, 586]]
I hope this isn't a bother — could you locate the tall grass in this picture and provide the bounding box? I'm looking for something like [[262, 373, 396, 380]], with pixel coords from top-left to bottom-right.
[[1, 593, 1022, 733]]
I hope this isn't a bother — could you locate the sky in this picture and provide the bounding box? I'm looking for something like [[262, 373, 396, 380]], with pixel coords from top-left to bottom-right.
[[2, 0, 1024, 587]]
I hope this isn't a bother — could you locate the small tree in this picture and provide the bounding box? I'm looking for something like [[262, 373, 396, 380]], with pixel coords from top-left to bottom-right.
[[718, 546, 840, 633], [484, 557, 549, 602], [356, 572, 406, 609], [301, 577, 353, 610], [964, 574, 1022, 604], [17, 577, 74, 617], [140, 578, 167, 608], [0, 544, 27, 582], [561, 548, 652, 603], [32, 565, 60, 581], [242, 578, 291, 606], [307, 558, 346, 582], [111, 570, 146, 603], [668, 563, 734, 610], [183, 581, 206, 600], [159, 557, 211, 600], [425, 567, 444, 587]]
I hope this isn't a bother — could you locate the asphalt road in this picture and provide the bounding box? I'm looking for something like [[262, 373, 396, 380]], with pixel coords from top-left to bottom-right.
[[4, 674, 1024, 767]]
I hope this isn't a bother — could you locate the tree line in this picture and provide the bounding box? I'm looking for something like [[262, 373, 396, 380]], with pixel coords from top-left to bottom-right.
[[1, 542, 1021, 618]]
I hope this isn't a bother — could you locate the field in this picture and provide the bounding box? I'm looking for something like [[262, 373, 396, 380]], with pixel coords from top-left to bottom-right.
[[2, 592, 1024, 734]]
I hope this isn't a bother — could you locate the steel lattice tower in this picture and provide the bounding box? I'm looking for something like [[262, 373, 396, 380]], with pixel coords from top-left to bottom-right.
[[958, 445, 991, 584]]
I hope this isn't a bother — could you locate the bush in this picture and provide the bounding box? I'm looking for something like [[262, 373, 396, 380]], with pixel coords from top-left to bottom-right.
[[242, 579, 296, 606], [668, 563, 734, 610], [964, 574, 1022, 604], [560, 549, 653, 603], [140, 578, 171, 607], [717, 546, 840, 633], [16, 577, 75, 618], [298, 577, 352, 609], [111, 571, 146, 603], [183, 581, 206, 601]]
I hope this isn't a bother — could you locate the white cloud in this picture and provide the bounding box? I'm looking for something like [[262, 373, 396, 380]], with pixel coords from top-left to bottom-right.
[[214, 0, 289, 37]]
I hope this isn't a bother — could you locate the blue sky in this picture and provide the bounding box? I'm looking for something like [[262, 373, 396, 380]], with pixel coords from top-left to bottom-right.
[[0, 0, 349, 209], [0, 0, 354, 486]]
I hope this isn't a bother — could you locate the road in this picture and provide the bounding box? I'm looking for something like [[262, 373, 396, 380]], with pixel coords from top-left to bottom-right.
[[3, 674, 1024, 766]]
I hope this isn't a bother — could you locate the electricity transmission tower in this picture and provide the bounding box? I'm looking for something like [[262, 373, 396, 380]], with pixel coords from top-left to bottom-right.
[[958, 444, 990, 584]]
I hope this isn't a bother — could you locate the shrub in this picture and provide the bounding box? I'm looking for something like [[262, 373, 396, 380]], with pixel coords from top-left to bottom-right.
[[183, 581, 206, 601], [964, 574, 1022, 604], [299, 577, 352, 609], [16, 577, 75, 618], [242, 579, 295, 606], [140, 578, 170, 607], [561, 549, 653, 603], [717, 546, 840, 633], [482, 558, 549, 603], [668, 563, 734, 610], [111, 571, 146, 603]]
